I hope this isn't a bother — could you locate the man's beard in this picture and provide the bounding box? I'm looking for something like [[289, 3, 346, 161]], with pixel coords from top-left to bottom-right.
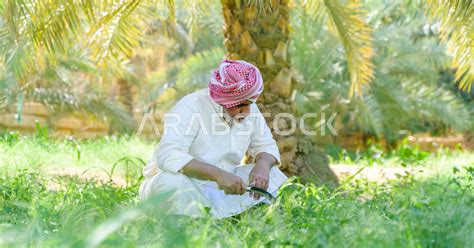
[[223, 112, 246, 125], [235, 117, 245, 123]]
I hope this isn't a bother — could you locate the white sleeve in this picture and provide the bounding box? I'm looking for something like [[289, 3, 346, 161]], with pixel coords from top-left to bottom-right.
[[247, 106, 281, 166], [154, 100, 199, 173]]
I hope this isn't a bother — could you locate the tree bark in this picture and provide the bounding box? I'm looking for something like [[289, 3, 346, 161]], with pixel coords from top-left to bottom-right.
[[221, 0, 339, 187]]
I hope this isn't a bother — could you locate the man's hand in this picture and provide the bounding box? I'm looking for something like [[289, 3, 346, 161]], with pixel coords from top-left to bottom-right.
[[216, 170, 247, 195], [248, 152, 277, 200], [248, 164, 270, 200], [182, 159, 247, 195]]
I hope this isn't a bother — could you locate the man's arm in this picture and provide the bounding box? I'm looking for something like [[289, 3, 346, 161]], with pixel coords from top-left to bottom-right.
[[247, 106, 281, 166], [155, 99, 246, 195], [247, 106, 281, 199], [154, 101, 199, 173], [255, 152, 277, 170], [182, 159, 247, 195], [181, 159, 223, 181]]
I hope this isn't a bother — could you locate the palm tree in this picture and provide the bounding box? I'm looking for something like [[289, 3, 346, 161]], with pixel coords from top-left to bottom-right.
[[219, 0, 376, 185]]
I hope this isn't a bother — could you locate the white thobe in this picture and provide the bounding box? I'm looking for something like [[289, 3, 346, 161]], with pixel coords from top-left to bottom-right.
[[139, 88, 288, 218]]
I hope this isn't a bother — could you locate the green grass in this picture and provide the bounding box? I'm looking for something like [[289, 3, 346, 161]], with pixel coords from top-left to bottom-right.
[[325, 139, 474, 169], [0, 132, 156, 176], [1, 133, 473, 247]]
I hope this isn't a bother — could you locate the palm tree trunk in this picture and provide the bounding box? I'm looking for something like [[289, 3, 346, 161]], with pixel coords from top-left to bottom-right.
[[221, 0, 338, 187], [117, 78, 134, 115]]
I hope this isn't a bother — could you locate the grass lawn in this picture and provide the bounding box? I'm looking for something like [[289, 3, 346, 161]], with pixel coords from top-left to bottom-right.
[[1, 133, 473, 247]]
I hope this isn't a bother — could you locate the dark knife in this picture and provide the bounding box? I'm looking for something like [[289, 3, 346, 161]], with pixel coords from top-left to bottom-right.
[[246, 186, 275, 202]]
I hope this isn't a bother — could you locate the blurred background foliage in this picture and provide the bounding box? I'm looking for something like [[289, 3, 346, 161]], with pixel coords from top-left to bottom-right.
[[292, 0, 473, 146], [0, 0, 472, 145]]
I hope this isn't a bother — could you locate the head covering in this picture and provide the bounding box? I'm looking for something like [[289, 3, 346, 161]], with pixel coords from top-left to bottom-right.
[[209, 59, 263, 108]]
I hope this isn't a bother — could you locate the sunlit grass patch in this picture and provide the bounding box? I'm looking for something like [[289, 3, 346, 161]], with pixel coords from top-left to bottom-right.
[[0, 133, 156, 176]]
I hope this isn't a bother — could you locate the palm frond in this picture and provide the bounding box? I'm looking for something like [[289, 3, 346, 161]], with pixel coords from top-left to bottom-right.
[[0, 37, 34, 81], [175, 47, 225, 93], [292, 1, 472, 138], [30, 86, 135, 130], [0, 45, 134, 130], [1, 81, 134, 131], [291, 2, 340, 90], [424, 0, 473, 91], [376, 34, 449, 83], [5, 0, 85, 61], [87, 1, 145, 74], [369, 79, 411, 135], [244, 0, 275, 15], [353, 94, 383, 136], [185, 0, 223, 46], [402, 80, 472, 132], [323, 0, 375, 97], [301, 0, 326, 18], [1, 0, 153, 80]]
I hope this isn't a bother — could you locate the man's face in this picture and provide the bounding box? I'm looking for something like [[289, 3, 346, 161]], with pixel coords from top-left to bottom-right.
[[225, 100, 252, 122]]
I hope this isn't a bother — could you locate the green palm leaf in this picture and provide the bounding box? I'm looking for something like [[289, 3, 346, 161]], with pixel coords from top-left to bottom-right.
[[424, 0, 473, 91], [175, 47, 225, 92], [1, 0, 158, 80], [323, 0, 375, 97]]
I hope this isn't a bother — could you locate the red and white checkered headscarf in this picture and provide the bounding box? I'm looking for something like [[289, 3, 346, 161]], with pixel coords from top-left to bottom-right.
[[209, 59, 263, 108]]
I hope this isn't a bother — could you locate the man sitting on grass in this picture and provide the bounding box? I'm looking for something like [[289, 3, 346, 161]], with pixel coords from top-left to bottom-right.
[[139, 59, 287, 218]]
